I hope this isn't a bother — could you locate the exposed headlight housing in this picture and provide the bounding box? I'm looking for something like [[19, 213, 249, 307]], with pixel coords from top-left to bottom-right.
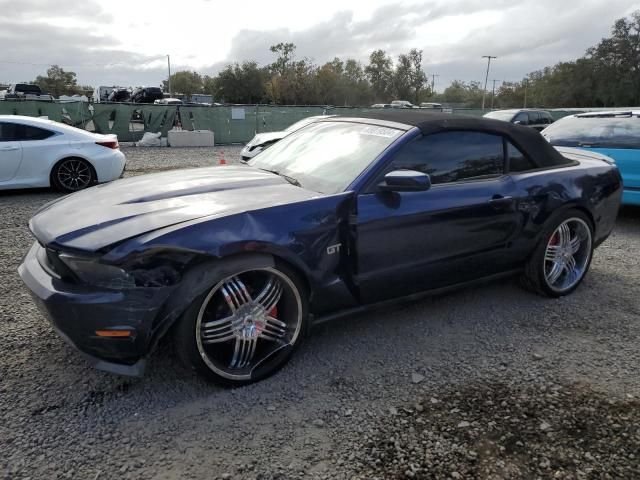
[[58, 253, 135, 289], [52, 248, 188, 289]]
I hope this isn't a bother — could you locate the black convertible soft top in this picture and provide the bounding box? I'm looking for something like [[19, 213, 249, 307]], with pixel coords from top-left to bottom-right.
[[351, 110, 572, 168]]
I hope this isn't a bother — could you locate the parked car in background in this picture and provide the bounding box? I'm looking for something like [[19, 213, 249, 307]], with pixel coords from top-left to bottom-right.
[[107, 88, 131, 103], [419, 102, 442, 109], [542, 111, 640, 205], [19, 111, 621, 385], [0, 115, 125, 192], [484, 109, 554, 131], [130, 86, 164, 104], [391, 100, 415, 108], [0, 84, 53, 101], [241, 115, 335, 160], [154, 98, 183, 105], [93, 86, 125, 103]]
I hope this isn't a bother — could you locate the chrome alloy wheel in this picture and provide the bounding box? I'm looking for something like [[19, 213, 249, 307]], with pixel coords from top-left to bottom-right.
[[543, 217, 592, 293], [195, 268, 303, 381], [57, 159, 92, 191]]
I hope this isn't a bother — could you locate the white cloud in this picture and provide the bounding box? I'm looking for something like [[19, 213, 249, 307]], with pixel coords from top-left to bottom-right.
[[0, 0, 638, 90]]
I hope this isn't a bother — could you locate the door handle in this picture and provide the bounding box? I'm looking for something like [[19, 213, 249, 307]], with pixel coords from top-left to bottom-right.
[[0, 146, 19, 151], [488, 195, 514, 210]]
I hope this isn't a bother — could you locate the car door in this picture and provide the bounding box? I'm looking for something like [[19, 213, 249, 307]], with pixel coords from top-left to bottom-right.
[[353, 130, 521, 303], [15, 123, 57, 181], [0, 122, 23, 182]]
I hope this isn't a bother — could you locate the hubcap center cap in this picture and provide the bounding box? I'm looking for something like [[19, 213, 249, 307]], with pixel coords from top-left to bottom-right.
[[234, 303, 267, 339]]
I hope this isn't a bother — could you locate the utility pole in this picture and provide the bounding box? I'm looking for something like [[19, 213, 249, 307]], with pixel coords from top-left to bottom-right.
[[431, 74, 439, 94], [481, 55, 497, 110], [491, 79, 499, 109], [167, 54, 172, 98], [523, 79, 528, 108]]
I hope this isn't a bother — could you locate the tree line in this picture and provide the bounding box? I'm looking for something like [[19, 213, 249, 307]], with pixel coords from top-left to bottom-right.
[[22, 10, 640, 109], [162, 44, 430, 106]]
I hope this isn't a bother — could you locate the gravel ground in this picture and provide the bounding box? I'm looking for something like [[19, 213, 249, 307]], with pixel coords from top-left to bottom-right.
[[1, 146, 639, 480]]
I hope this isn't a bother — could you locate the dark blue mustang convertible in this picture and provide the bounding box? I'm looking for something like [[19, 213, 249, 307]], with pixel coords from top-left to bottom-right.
[[19, 112, 622, 385]]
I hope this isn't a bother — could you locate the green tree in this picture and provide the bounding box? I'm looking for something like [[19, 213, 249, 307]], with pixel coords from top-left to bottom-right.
[[365, 50, 393, 102], [393, 53, 413, 100], [163, 71, 203, 100], [34, 65, 79, 97], [210, 62, 268, 103], [269, 42, 296, 76], [407, 49, 428, 103]]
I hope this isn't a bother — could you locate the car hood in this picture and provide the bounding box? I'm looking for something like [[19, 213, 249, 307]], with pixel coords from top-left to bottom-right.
[[246, 131, 287, 147], [30, 165, 321, 252]]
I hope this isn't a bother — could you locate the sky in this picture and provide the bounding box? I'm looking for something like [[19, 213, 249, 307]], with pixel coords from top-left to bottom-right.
[[0, 0, 639, 92]]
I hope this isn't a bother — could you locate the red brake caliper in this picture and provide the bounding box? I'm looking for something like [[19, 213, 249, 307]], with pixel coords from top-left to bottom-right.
[[269, 306, 278, 318]]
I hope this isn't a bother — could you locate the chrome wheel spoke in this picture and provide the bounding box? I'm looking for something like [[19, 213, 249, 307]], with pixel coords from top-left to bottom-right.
[[230, 337, 258, 369], [202, 314, 235, 329], [201, 316, 236, 343], [259, 316, 287, 341], [563, 255, 578, 282], [547, 260, 564, 284], [558, 223, 571, 248], [255, 277, 282, 312], [221, 276, 251, 312], [569, 235, 581, 254], [545, 245, 560, 262]]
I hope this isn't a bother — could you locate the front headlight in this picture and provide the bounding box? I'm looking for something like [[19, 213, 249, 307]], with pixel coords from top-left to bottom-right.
[[59, 253, 135, 289]]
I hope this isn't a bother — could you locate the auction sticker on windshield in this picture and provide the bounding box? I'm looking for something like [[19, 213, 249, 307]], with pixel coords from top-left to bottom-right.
[[359, 126, 401, 138]]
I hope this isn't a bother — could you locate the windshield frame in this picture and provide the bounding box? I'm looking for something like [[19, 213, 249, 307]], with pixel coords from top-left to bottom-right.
[[248, 118, 412, 194]]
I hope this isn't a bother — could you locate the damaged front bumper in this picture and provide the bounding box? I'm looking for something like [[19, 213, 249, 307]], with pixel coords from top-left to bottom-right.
[[18, 242, 171, 377]]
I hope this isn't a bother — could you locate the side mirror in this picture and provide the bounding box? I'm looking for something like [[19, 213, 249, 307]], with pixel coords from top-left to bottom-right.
[[379, 170, 431, 192], [513, 120, 524, 125]]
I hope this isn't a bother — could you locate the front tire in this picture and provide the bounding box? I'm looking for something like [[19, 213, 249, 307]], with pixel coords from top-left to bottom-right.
[[174, 259, 308, 386], [521, 209, 594, 297], [51, 158, 96, 192]]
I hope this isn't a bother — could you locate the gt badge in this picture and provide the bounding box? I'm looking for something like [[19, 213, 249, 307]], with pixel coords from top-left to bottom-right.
[[327, 243, 342, 255]]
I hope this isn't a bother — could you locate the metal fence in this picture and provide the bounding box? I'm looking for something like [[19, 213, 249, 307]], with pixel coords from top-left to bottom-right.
[[0, 101, 577, 144]]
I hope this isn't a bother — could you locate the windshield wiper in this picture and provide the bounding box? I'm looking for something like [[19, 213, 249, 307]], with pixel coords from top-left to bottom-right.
[[259, 168, 302, 187]]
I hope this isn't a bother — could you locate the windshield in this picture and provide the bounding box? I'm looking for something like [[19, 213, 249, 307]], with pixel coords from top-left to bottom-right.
[[542, 115, 640, 149], [248, 121, 404, 194], [484, 111, 515, 121]]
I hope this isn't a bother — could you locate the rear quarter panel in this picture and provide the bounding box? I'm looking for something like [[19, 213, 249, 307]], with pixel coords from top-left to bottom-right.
[[510, 159, 621, 259]]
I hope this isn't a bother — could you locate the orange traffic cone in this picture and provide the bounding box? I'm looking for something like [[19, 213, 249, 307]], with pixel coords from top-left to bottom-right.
[[218, 149, 227, 165]]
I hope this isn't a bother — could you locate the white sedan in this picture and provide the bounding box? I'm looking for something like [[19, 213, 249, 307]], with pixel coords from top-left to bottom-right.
[[241, 115, 335, 160], [0, 115, 126, 192]]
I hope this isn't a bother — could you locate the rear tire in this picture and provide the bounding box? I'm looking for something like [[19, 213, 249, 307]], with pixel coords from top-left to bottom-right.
[[51, 158, 96, 193], [174, 257, 308, 387], [521, 209, 594, 297]]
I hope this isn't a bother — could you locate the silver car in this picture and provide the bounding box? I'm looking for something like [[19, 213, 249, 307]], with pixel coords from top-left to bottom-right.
[[241, 115, 335, 160]]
